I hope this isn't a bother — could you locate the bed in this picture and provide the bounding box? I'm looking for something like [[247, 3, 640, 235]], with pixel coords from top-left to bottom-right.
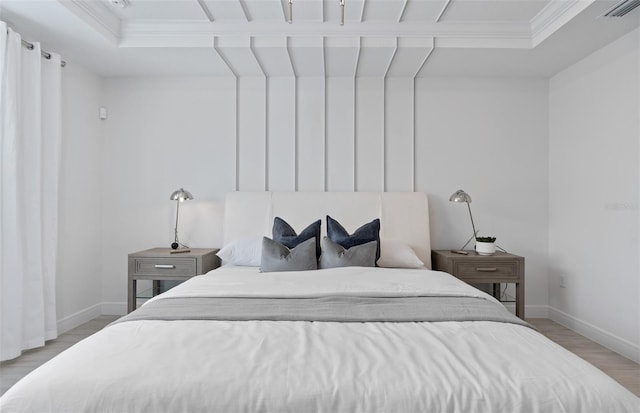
[[1, 192, 638, 412]]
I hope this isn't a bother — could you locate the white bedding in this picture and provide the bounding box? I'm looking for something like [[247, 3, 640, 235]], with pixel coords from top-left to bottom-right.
[[1, 267, 638, 412], [148, 265, 500, 301]]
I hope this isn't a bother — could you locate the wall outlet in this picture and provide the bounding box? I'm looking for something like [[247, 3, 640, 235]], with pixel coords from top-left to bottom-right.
[[559, 275, 567, 288]]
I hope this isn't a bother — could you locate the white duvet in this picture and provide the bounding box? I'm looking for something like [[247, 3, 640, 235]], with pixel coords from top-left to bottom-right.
[[148, 265, 502, 301], [1, 267, 638, 412]]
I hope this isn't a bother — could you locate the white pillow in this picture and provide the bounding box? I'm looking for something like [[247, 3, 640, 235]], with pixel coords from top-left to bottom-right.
[[377, 239, 424, 268], [216, 238, 262, 267]]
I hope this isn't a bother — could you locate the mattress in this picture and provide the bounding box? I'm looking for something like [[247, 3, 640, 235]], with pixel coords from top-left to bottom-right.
[[1, 266, 638, 412]]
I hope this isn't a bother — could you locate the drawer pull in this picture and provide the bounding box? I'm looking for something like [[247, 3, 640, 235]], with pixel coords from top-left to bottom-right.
[[155, 264, 175, 269], [476, 267, 497, 272]]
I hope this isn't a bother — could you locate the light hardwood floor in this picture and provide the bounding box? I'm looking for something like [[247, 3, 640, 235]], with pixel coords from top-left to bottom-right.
[[0, 315, 118, 396], [528, 318, 639, 397], [1, 317, 638, 398]]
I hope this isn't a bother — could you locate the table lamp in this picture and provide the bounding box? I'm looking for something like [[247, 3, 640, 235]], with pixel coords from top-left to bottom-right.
[[170, 188, 193, 250], [449, 189, 478, 252]]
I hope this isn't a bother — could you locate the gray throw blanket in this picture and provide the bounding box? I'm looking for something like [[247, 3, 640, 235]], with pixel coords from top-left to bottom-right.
[[113, 295, 533, 329]]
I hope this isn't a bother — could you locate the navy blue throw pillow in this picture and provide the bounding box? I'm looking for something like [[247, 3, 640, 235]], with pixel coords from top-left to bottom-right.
[[326, 216, 380, 263], [272, 217, 322, 259]]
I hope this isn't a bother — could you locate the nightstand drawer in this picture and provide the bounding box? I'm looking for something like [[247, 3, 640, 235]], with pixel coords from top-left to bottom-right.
[[454, 262, 517, 279], [132, 258, 197, 277]]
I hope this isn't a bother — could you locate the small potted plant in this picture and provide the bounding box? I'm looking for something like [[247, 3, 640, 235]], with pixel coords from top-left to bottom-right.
[[475, 236, 497, 255]]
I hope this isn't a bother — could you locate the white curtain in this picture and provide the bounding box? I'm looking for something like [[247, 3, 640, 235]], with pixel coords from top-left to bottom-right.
[[0, 21, 61, 361]]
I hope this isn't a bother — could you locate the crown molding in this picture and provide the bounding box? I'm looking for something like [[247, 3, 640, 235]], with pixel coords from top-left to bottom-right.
[[119, 20, 530, 49], [530, 0, 595, 47], [58, 0, 121, 45], [57, 0, 591, 52]]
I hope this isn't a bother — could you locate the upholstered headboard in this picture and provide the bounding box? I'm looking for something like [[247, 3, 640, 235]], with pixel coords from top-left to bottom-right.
[[223, 192, 431, 269]]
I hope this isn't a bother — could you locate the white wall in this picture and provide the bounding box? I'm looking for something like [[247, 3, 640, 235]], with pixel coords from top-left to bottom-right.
[[416, 77, 549, 313], [101, 77, 235, 307], [56, 62, 104, 331], [99, 74, 550, 314], [549, 28, 639, 362]]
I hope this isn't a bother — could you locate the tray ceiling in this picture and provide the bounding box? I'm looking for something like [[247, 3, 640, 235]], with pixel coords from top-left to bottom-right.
[[0, 0, 638, 77]]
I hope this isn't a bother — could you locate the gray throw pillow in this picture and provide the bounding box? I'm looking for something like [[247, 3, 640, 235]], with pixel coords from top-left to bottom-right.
[[260, 237, 318, 273], [319, 237, 377, 269], [326, 216, 381, 263]]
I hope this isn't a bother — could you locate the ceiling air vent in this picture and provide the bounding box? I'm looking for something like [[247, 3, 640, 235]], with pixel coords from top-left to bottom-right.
[[603, 0, 640, 16]]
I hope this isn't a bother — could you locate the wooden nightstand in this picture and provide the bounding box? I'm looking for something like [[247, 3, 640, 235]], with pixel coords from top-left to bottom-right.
[[128, 248, 220, 313], [431, 250, 525, 319]]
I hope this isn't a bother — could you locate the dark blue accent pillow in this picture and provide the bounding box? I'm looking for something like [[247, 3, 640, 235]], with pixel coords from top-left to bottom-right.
[[272, 217, 322, 259], [326, 216, 380, 263]]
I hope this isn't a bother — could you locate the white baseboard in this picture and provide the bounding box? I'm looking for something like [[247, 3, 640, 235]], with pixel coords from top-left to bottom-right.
[[549, 307, 640, 364], [56, 302, 126, 335], [56, 304, 102, 335], [525, 305, 550, 318], [100, 302, 127, 316], [503, 303, 549, 318]]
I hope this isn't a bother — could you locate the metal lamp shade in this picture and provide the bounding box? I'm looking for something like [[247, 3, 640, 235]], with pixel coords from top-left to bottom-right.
[[449, 189, 472, 203], [170, 188, 193, 202]]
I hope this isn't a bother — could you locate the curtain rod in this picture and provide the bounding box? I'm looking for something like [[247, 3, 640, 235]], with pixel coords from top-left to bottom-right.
[[20, 38, 66, 68]]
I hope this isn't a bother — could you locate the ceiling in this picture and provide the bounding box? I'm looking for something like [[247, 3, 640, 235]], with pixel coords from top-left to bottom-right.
[[0, 0, 638, 77]]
